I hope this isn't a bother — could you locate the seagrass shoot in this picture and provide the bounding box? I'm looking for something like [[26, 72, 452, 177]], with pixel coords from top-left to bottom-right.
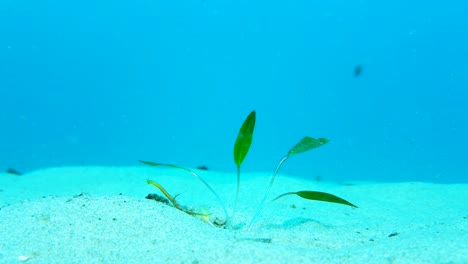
[[140, 110, 357, 230]]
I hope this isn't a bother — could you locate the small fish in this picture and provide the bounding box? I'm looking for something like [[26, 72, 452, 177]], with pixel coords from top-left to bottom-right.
[[6, 168, 22, 176], [196, 165, 209, 170], [354, 64, 363, 77]]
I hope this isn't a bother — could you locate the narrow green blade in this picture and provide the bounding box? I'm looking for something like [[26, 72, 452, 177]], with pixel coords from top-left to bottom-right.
[[139, 161, 195, 173], [233, 110, 256, 167], [288, 137, 329, 156], [139, 160, 160, 166], [296, 191, 357, 208]]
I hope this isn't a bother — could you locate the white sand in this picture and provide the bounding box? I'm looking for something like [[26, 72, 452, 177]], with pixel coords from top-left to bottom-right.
[[0, 166, 467, 263]]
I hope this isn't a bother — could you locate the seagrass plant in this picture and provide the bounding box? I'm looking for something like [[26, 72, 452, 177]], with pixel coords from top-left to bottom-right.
[[140, 110, 357, 230]]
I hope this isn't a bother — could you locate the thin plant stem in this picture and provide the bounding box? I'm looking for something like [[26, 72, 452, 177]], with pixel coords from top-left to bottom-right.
[[230, 166, 241, 227], [184, 168, 231, 228], [248, 155, 290, 231], [248, 192, 296, 231]]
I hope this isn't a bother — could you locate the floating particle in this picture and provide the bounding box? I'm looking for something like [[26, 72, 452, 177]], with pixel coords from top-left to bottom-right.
[[354, 65, 363, 77]]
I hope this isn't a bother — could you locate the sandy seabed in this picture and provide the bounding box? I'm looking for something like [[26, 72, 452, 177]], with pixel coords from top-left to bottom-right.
[[0, 166, 467, 263]]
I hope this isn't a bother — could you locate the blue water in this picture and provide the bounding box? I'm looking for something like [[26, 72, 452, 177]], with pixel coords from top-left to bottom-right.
[[1, 0, 467, 183]]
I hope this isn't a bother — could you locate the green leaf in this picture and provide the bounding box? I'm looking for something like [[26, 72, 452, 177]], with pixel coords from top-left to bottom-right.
[[139, 160, 160, 166], [139, 160, 183, 170], [233, 110, 256, 167], [295, 191, 357, 208], [288, 137, 329, 156]]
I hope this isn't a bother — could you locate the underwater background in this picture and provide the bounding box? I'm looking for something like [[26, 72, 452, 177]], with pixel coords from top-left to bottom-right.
[[1, 0, 467, 183]]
